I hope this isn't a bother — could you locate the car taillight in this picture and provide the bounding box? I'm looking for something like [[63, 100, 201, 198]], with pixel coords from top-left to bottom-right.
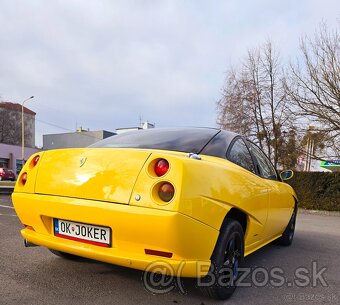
[[21, 172, 28, 185], [154, 159, 169, 177], [158, 182, 175, 202], [33, 155, 40, 166]]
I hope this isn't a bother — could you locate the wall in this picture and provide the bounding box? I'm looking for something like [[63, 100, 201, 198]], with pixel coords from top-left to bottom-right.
[[43, 130, 115, 150], [25, 113, 35, 148], [0, 143, 40, 175]]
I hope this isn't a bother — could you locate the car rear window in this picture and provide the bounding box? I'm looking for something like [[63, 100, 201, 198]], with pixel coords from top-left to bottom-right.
[[89, 128, 220, 154]]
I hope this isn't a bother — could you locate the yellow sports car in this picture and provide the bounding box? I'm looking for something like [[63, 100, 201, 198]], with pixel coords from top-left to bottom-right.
[[12, 127, 297, 299]]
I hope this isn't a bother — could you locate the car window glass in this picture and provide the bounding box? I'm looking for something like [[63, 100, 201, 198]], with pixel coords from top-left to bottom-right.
[[227, 138, 255, 173], [89, 128, 219, 154], [247, 141, 277, 180], [200, 132, 229, 159]]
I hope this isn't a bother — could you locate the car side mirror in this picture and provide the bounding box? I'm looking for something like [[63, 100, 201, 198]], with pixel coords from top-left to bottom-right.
[[280, 170, 294, 181]]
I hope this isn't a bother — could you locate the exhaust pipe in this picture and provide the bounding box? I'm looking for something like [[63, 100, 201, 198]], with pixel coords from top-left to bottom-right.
[[24, 239, 39, 247]]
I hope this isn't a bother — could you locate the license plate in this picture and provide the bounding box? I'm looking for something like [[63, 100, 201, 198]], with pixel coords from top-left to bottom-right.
[[53, 219, 111, 247]]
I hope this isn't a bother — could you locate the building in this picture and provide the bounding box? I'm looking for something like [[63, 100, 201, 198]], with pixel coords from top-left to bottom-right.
[[0, 143, 40, 175], [0, 102, 35, 147], [0, 101, 39, 175], [43, 127, 116, 150], [116, 121, 155, 134], [43, 121, 155, 149]]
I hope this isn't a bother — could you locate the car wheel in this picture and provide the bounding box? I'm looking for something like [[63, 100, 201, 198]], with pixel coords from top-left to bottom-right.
[[277, 207, 297, 246], [200, 219, 244, 300], [49, 249, 81, 260]]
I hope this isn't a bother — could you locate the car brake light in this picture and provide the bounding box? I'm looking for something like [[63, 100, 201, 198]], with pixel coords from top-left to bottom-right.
[[158, 182, 175, 202], [21, 172, 28, 185], [33, 155, 40, 166], [154, 159, 169, 177]]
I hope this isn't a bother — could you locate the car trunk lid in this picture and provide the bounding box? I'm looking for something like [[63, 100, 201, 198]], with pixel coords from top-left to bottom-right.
[[35, 148, 151, 204]]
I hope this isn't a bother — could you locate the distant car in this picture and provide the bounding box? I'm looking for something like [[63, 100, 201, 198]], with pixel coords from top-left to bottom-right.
[[12, 128, 297, 300], [0, 168, 16, 181]]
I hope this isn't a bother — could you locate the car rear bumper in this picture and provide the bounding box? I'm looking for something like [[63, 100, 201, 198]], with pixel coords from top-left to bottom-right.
[[12, 192, 218, 277]]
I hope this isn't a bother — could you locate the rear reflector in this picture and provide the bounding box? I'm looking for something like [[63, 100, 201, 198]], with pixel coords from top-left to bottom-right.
[[145, 249, 173, 258], [24, 225, 35, 231]]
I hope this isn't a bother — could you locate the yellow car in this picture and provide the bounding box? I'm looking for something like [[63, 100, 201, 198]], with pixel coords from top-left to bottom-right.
[[12, 128, 297, 299]]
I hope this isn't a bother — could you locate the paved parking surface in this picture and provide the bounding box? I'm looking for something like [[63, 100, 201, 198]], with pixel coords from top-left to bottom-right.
[[0, 194, 339, 305]]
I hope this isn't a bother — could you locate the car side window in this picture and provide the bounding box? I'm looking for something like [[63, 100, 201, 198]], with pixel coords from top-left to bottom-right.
[[227, 138, 255, 173], [247, 141, 277, 180]]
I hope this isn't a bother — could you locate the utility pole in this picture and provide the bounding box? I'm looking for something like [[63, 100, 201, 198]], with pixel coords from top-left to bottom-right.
[[21, 96, 34, 162]]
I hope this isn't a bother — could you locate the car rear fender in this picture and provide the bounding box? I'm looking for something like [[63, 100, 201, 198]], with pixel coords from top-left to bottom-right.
[[130, 152, 251, 230]]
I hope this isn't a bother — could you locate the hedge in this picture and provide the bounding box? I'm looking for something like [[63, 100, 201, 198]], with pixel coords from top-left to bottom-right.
[[286, 172, 340, 211]]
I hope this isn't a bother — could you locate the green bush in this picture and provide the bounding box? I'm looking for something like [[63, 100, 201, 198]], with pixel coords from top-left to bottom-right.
[[286, 172, 340, 211]]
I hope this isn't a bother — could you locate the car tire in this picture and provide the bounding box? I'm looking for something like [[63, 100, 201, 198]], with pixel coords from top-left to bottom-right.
[[276, 206, 297, 246], [49, 249, 81, 260], [200, 219, 244, 300]]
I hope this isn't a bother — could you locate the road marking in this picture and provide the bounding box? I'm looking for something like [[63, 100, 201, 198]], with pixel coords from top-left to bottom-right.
[[0, 204, 14, 209], [0, 213, 16, 217]]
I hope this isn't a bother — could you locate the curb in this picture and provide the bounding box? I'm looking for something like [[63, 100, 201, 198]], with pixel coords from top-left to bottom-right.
[[298, 208, 340, 217]]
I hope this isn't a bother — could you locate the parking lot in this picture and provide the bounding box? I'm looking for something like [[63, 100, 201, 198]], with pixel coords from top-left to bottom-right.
[[1, 194, 339, 305]]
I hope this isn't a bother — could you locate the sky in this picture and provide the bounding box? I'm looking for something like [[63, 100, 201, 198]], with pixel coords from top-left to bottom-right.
[[0, 0, 339, 147]]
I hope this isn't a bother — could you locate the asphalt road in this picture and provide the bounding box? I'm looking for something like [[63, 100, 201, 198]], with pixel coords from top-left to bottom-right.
[[1, 194, 339, 305]]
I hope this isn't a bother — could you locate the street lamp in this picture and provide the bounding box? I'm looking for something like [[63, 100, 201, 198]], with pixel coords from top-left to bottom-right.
[[21, 96, 34, 162]]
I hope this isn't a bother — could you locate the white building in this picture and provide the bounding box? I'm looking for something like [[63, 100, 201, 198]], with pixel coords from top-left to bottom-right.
[[116, 121, 155, 134]]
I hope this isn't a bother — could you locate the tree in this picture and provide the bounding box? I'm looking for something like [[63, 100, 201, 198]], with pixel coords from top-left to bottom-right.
[[0, 106, 21, 145], [279, 130, 300, 169], [217, 41, 295, 168], [217, 68, 254, 136], [286, 23, 340, 157], [0, 102, 32, 147]]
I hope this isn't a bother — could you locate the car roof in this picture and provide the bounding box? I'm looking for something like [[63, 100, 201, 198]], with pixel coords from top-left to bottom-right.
[[90, 127, 240, 154]]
